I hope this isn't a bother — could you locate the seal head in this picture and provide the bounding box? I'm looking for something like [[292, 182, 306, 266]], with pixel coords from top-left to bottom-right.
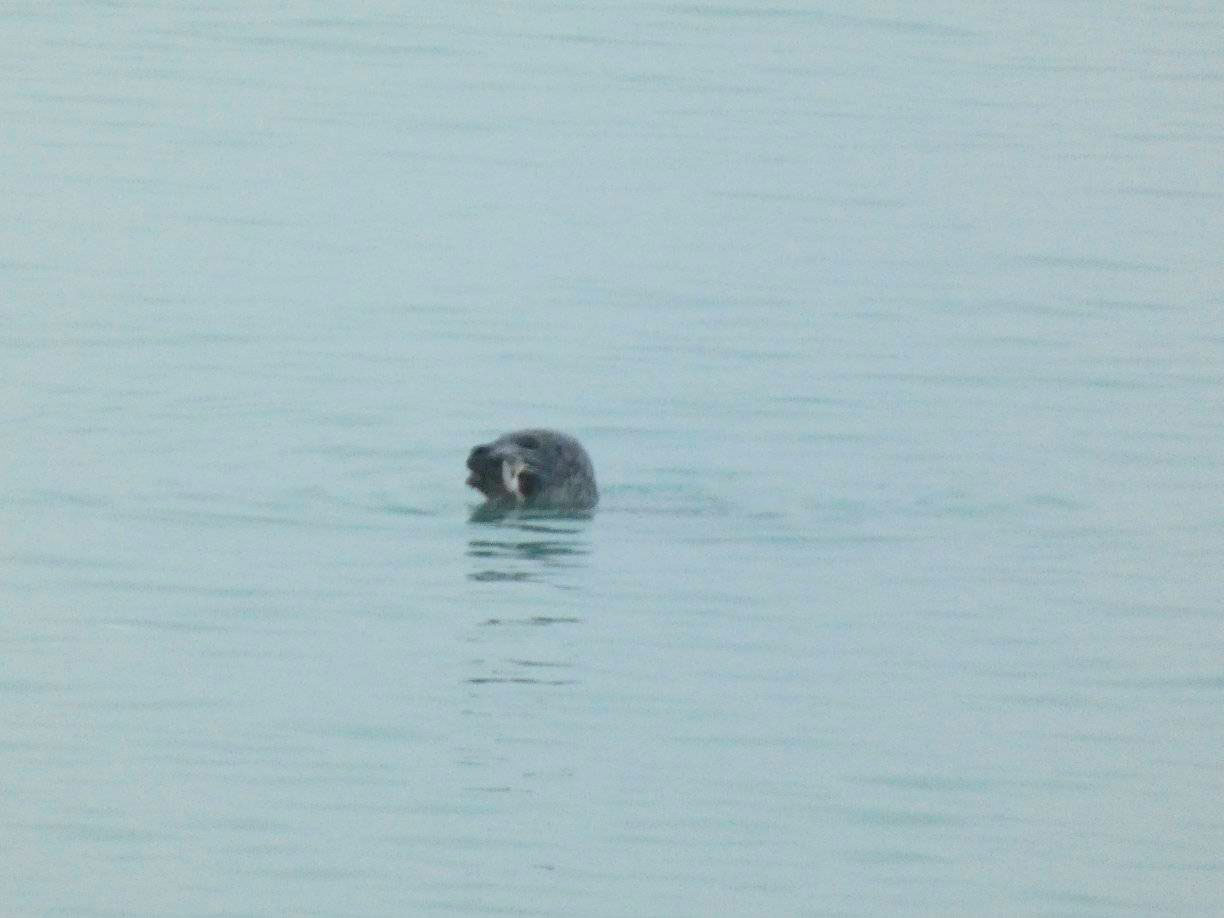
[[466, 428, 598, 513]]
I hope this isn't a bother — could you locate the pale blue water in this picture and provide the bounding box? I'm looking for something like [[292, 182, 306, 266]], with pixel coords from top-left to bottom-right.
[[3, 3, 1223, 916]]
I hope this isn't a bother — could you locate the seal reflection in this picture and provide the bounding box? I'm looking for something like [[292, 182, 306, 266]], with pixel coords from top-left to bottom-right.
[[466, 518, 590, 587], [464, 518, 591, 688]]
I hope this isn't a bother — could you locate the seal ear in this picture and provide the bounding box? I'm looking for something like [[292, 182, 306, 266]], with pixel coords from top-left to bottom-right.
[[516, 469, 542, 500]]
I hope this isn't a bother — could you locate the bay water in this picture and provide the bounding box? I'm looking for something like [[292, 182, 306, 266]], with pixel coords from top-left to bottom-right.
[[3, 3, 1222, 915]]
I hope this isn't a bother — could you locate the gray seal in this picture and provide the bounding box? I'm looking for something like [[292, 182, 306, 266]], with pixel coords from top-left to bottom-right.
[[466, 428, 598, 514]]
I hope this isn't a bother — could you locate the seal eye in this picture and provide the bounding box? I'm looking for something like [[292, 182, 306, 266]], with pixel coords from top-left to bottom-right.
[[514, 435, 540, 450], [517, 470, 541, 499]]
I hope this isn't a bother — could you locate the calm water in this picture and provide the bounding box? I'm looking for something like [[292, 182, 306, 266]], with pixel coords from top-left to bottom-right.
[[3, 3, 1223, 916]]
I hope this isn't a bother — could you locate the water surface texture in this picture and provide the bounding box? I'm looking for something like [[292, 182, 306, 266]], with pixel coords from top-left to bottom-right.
[[3, 3, 1223, 916]]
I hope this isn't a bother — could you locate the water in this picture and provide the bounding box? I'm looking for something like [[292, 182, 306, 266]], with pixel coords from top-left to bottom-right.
[[3, 3, 1222, 915]]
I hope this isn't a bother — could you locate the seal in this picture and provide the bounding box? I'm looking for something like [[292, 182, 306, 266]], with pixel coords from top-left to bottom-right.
[[466, 428, 598, 514]]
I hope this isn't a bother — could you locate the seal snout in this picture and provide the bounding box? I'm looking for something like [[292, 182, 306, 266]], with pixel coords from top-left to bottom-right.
[[466, 444, 497, 490], [466, 444, 490, 471]]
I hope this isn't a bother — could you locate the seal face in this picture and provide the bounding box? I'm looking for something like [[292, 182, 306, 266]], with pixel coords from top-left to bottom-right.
[[466, 428, 598, 513]]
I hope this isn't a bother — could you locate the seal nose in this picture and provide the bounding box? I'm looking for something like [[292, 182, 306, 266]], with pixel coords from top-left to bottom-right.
[[467, 444, 491, 472]]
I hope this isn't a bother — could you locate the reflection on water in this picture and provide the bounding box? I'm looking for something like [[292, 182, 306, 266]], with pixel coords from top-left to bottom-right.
[[464, 516, 591, 688], [477, 615, 582, 626], [467, 667, 576, 687], [466, 516, 592, 586]]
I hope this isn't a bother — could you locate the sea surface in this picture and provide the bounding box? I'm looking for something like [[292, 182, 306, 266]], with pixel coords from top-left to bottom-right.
[[3, 3, 1223, 916]]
